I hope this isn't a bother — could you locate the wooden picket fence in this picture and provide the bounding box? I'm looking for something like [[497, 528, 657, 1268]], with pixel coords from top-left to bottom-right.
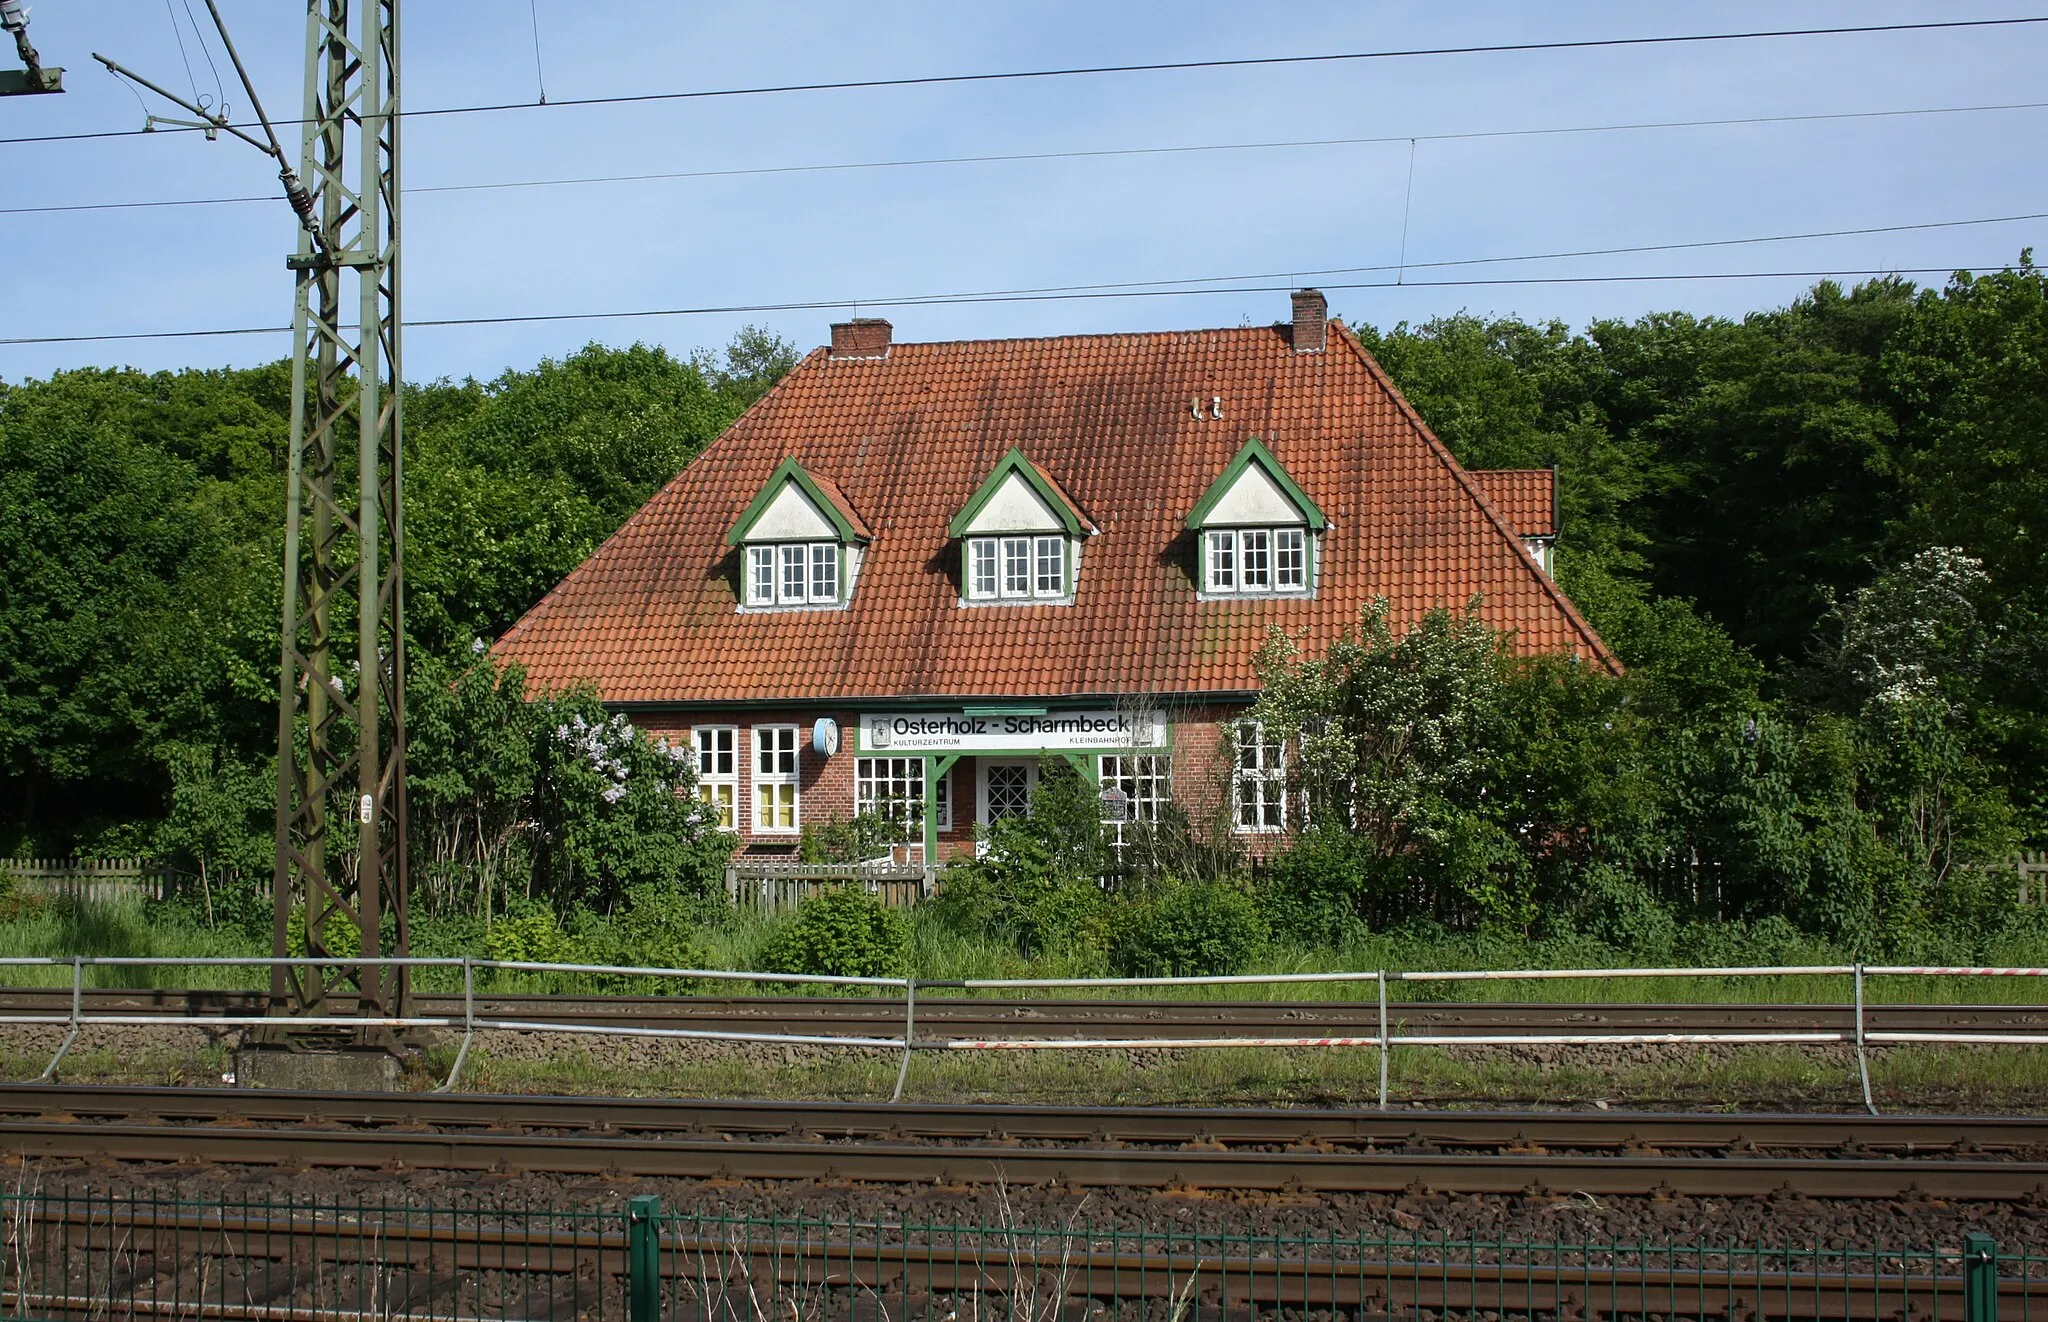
[[2008, 851, 2048, 905], [723, 859, 931, 913], [0, 858, 167, 904]]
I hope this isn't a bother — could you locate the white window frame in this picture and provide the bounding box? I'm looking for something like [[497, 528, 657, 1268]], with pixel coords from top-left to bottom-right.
[[855, 756, 952, 832], [1001, 536, 1031, 596], [808, 542, 838, 602], [1233, 721, 1287, 834], [693, 726, 738, 830], [779, 544, 807, 604], [747, 542, 842, 607], [1099, 752, 1170, 849], [1275, 528, 1307, 590], [1033, 535, 1064, 597], [745, 547, 776, 606], [1205, 527, 1309, 596], [752, 724, 800, 833], [968, 539, 999, 600], [1206, 530, 1238, 593], [966, 535, 1068, 602], [1240, 528, 1271, 591]]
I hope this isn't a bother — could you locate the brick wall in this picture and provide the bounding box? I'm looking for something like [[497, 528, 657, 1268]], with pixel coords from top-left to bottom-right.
[[636, 709, 977, 858], [632, 699, 1292, 861]]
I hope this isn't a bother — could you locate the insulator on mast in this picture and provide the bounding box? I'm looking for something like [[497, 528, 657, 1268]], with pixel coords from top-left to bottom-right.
[[279, 166, 317, 232]]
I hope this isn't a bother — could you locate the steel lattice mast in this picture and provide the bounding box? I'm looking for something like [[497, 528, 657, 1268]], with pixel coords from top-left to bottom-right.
[[269, 0, 408, 1029]]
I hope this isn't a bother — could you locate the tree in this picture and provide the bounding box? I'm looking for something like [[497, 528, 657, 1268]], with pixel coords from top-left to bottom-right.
[[405, 335, 797, 653], [0, 365, 285, 853], [929, 759, 1111, 955]]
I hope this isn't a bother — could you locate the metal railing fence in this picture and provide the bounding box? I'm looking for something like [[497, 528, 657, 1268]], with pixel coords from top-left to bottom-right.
[[0, 1189, 2031, 1322], [5, 956, 2048, 1108]]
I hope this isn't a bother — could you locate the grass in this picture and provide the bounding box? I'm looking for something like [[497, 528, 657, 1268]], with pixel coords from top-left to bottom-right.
[[2, 896, 2047, 1008], [13, 1031, 2041, 1113], [0, 898, 2043, 1108], [0, 898, 266, 989], [418, 1039, 2048, 1111]]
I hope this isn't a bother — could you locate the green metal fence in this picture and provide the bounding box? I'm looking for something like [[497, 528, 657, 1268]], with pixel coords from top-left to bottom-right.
[[0, 1190, 2033, 1322]]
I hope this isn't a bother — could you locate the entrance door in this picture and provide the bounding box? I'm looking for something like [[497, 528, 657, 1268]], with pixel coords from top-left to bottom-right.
[[978, 759, 1038, 830]]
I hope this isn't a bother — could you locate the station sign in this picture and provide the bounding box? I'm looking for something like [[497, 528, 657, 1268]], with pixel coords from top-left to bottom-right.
[[858, 709, 1165, 753]]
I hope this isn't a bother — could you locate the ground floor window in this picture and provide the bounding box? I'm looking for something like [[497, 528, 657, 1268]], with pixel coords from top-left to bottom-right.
[[855, 756, 952, 831], [693, 725, 737, 830], [1233, 721, 1286, 832], [1099, 752, 1170, 849], [753, 725, 799, 832]]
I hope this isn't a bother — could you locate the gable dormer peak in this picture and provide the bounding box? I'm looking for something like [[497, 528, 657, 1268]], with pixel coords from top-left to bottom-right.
[[726, 456, 870, 547], [1186, 435, 1326, 532], [948, 447, 1094, 539]]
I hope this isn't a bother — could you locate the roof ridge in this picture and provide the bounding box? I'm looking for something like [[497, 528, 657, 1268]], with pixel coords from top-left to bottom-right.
[[809, 323, 1293, 353]]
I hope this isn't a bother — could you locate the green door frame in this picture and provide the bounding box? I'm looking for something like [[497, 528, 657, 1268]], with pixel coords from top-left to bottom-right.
[[921, 753, 963, 862], [917, 750, 1104, 860]]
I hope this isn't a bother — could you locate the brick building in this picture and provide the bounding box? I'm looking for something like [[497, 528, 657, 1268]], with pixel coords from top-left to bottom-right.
[[495, 291, 1614, 862]]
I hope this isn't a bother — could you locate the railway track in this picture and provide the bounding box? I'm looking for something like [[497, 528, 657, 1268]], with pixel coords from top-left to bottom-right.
[[3, 1083, 2045, 1199], [5, 988, 2047, 1039]]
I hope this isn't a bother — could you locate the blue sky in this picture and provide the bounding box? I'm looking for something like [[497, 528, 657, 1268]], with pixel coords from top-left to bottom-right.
[[2, 1, 2044, 384]]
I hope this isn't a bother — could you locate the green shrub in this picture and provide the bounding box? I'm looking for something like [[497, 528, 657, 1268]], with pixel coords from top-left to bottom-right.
[[612, 883, 704, 972], [1109, 876, 1267, 977], [1569, 863, 1678, 960], [1259, 825, 1375, 945], [759, 885, 909, 980], [483, 898, 580, 965], [928, 759, 1110, 955], [799, 810, 911, 864]]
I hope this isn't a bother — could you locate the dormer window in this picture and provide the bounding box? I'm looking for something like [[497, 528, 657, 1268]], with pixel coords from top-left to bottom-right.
[[746, 541, 840, 606], [949, 447, 1095, 607], [727, 457, 870, 611], [967, 534, 1067, 600], [1186, 436, 1326, 599], [1204, 527, 1308, 594]]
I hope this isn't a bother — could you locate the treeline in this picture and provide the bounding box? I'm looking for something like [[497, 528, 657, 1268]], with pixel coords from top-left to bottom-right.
[[0, 331, 797, 899], [2, 262, 2046, 957]]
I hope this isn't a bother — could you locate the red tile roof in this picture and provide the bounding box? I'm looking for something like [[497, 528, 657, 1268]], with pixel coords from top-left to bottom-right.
[[498, 320, 1617, 704], [802, 469, 872, 542], [1469, 469, 1557, 541], [1022, 455, 1096, 534]]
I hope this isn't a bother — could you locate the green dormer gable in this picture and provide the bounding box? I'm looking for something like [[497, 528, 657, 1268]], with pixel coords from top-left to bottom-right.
[[726, 457, 869, 546], [1185, 436, 1326, 531], [947, 446, 1092, 538]]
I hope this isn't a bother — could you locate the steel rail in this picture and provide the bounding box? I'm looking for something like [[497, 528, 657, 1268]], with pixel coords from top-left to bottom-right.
[[2, 1083, 2045, 1154], [3, 1118, 2044, 1197], [4, 1088, 2048, 1203]]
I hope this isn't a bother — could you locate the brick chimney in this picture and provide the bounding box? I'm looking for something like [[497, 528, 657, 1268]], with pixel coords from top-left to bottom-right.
[[829, 317, 893, 360], [1290, 289, 1327, 353]]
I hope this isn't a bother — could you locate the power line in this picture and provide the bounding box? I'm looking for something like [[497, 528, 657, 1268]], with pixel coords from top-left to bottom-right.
[[6, 209, 2036, 339], [5, 15, 2044, 148], [976, 213, 2048, 297], [7, 97, 2045, 220], [0, 265, 2017, 349]]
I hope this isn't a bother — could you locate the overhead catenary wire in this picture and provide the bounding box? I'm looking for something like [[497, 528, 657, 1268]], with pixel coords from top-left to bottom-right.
[[526, 0, 547, 106], [160, 0, 205, 112], [4, 14, 2044, 148], [6, 97, 2047, 220], [194, 0, 318, 237], [178, 0, 227, 113], [960, 212, 2048, 296], [0, 264, 2020, 349]]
